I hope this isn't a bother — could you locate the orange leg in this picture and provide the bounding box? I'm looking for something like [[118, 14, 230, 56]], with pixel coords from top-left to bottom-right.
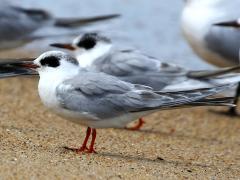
[[127, 118, 145, 131], [76, 127, 91, 153], [87, 128, 97, 153], [65, 127, 97, 154]]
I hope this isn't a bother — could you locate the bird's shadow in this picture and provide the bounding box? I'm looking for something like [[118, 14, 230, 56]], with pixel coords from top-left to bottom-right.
[[208, 109, 240, 117], [122, 128, 225, 145], [61, 146, 217, 170]]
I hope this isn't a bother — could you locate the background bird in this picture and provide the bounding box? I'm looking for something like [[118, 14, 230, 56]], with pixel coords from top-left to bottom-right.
[[0, 4, 120, 50], [181, 0, 240, 115]]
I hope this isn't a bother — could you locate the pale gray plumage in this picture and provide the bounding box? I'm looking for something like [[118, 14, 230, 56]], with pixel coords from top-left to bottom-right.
[[205, 24, 240, 64], [87, 49, 190, 90], [56, 70, 232, 120], [87, 49, 240, 91]]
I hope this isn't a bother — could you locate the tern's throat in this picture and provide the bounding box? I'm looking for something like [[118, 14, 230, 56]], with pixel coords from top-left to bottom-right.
[[38, 63, 79, 109], [39, 63, 79, 90], [76, 44, 112, 68]]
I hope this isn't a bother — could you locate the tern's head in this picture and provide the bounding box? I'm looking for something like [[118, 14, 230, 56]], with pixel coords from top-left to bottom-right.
[[50, 33, 112, 62], [32, 51, 79, 78]]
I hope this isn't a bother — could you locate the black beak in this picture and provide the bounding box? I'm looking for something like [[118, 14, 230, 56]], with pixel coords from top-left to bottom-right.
[[214, 20, 240, 28], [50, 43, 76, 50], [18, 62, 40, 69]]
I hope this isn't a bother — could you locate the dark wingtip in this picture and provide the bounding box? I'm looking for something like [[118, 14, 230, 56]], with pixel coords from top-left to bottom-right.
[[187, 65, 240, 79]]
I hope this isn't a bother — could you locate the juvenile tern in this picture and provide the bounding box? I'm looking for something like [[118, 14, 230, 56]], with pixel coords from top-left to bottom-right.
[[9, 50, 236, 153], [0, 4, 120, 50]]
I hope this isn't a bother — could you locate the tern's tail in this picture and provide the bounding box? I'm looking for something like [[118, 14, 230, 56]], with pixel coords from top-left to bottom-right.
[[187, 65, 240, 79], [54, 14, 120, 28], [180, 66, 240, 89], [186, 97, 235, 107], [131, 84, 235, 113]]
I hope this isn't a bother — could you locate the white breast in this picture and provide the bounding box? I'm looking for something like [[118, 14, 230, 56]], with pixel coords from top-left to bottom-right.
[[181, 2, 231, 67]]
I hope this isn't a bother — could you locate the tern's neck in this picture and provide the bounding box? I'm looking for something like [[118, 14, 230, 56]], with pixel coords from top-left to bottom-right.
[[76, 44, 112, 68], [39, 64, 79, 88]]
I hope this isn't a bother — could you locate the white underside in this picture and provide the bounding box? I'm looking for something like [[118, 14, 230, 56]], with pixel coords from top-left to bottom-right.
[[52, 108, 151, 129]]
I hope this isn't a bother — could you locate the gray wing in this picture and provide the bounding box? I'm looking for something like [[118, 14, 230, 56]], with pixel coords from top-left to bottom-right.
[[204, 0, 240, 65], [56, 71, 229, 120], [91, 50, 188, 90]]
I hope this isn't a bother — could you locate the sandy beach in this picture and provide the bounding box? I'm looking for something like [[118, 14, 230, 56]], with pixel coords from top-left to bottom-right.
[[0, 77, 239, 179]]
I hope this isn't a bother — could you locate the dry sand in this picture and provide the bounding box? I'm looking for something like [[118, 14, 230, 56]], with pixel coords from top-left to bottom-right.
[[0, 77, 240, 179]]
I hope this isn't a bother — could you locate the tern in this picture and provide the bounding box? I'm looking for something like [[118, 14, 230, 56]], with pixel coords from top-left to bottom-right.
[[6, 50, 236, 153]]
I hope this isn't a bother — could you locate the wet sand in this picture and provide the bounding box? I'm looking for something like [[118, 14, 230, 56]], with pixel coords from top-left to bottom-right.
[[0, 77, 240, 179]]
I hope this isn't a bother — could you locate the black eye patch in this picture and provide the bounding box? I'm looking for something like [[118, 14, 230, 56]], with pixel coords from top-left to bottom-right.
[[77, 36, 96, 50], [40, 56, 60, 67]]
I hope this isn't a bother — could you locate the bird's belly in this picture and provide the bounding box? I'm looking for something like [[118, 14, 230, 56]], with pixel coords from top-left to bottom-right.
[[84, 111, 151, 129], [190, 41, 235, 67], [181, 7, 236, 67], [52, 108, 150, 129]]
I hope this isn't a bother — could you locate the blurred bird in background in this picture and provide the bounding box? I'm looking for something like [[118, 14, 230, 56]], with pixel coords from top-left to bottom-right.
[[181, 0, 240, 116], [0, 3, 120, 51]]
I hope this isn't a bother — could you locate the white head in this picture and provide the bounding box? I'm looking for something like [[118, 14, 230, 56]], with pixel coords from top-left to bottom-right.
[[50, 33, 113, 68], [30, 51, 79, 81]]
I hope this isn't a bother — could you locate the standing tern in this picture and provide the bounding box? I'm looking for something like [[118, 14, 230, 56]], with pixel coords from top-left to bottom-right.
[[6, 50, 236, 153], [0, 4, 120, 50]]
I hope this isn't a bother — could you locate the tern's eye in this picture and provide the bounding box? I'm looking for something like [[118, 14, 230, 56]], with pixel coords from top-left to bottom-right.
[[77, 37, 96, 50], [40, 56, 60, 67]]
